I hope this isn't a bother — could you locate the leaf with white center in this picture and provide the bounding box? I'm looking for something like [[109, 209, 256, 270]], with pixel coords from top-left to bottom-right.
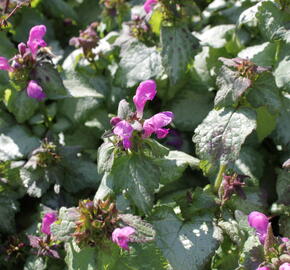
[[197, 25, 235, 48], [256, 1, 290, 43], [193, 107, 256, 164], [215, 66, 252, 107], [0, 126, 39, 161], [161, 26, 199, 85], [115, 42, 163, 88], [152, 207, 222, 270], [274, 56, 290, 93], [51, 207, 78, 242]]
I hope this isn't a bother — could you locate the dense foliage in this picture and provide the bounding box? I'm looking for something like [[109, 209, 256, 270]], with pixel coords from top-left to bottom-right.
[[0, 0, 289, 269]]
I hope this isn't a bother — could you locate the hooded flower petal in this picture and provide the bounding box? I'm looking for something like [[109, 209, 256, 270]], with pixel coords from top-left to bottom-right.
[[133, 80, 157, 118], [27, 80, 46, 101], [113, 120, 134, 149], [248, 211, 269, 234], [41, 212, 57, 235], [112, 226, 135, 250], [280, 263, 290, 270], [143, 111, 174, 138], [0, 56, 13, 72], [27, 25, 47, 57], [144, 0, 158, 13]]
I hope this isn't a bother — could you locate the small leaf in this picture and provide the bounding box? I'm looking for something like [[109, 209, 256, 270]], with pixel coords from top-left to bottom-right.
[[97, 142, 115, 174], [276, 168, 290, 205], [215, 66, 251, 108], [256, 106, 277, 142], [117, 99, 132, 120], [274, 56, 290, 93]]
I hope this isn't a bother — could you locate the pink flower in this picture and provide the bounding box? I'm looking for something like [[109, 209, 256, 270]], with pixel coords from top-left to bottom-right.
[[280, 263, 290, 270], [133, 80, 157, 118], [143, 111, 174, 139], [27, 80, 46, 101], [41, 212, 57, 235], [110, 116, 122, 126], [18, 42, 27, 56], [112, 226, 135, 250], [248, 211, 269, 244], [0, 56, 13, 72], [27, 25, 47, 57], [282, 237, 289, 243], [256, 267, 271, 270], [113, 120, 134, 149], [144, 0, 158, 13]]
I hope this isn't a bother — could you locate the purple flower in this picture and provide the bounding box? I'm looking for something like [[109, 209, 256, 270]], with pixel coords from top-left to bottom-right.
[[143, 111, 174, 139], [144, 0, 158, 13], [27, 25, 47, 57], [0, 56, 13, 72], [282, 237, 289, 243], [18, 42, 27, 56], [113, 120, 134, 149], [248, 211, 269, 244], [256, 267, 271, 270], [280, 263, 290, 270], [110, 116, 122, 126], [133, 80, 157, 118], [112, 226, 135, 250], [27, 80, 46, 101], [41, 212, 57, 235]]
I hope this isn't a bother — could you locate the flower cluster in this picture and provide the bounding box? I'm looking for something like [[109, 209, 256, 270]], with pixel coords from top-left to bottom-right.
[[111, 80, 174, 150], [248, 211, 290, 270], [0, 25, 48, 100]]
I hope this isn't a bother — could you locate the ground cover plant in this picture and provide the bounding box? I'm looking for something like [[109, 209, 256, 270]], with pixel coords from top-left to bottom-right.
[[0, 0, 289, 269]]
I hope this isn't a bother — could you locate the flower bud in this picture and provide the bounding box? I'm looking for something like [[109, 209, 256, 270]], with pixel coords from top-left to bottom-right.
[[248, 211, 269, 234], [110, 116, 122, 126], [26, 80, 46, 101]]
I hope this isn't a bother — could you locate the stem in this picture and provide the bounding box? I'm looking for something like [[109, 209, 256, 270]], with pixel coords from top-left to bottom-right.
[[275, 40, 281, 63], [213, 164, 227, 193]]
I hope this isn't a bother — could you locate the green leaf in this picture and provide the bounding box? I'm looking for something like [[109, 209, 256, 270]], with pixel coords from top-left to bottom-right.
[[24, 255, 47, 270], [32, 63, 67, 99], [115, 42, 163, 88], [149, 9, 163, 34], [60, 157, 100, 193], [161, 26, 199, 85], [143, 138, 170, 158], [169, 89, 213, 131], [97, 142, 115, 174], [152, 207, 222, 270], [0, 194, 19, 233], [155, 151, 200, 184], [256, 1, 290, 43], [65, 240, 97, 270], [272, 94, 290, 146], [276, 168, 290, 205], [218, 218, 244, 245], [239, 236, 264, 270], [0, 125, 40, 161], [20, 167, 51, 198], [109, 154, 160, 213], [247, 73, 282, 113], [232, 147, 264, 185], [274, 56, 290, 92], [227, 187, 266, 214], [193, 107, 256, 164], [0, 32, 17, 58], [256, 106, 277, 142], [42, 0, 78, 20], [6, 89, 39, 123], [50, 207, 78, 242], [215, 66, 252, 107]]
